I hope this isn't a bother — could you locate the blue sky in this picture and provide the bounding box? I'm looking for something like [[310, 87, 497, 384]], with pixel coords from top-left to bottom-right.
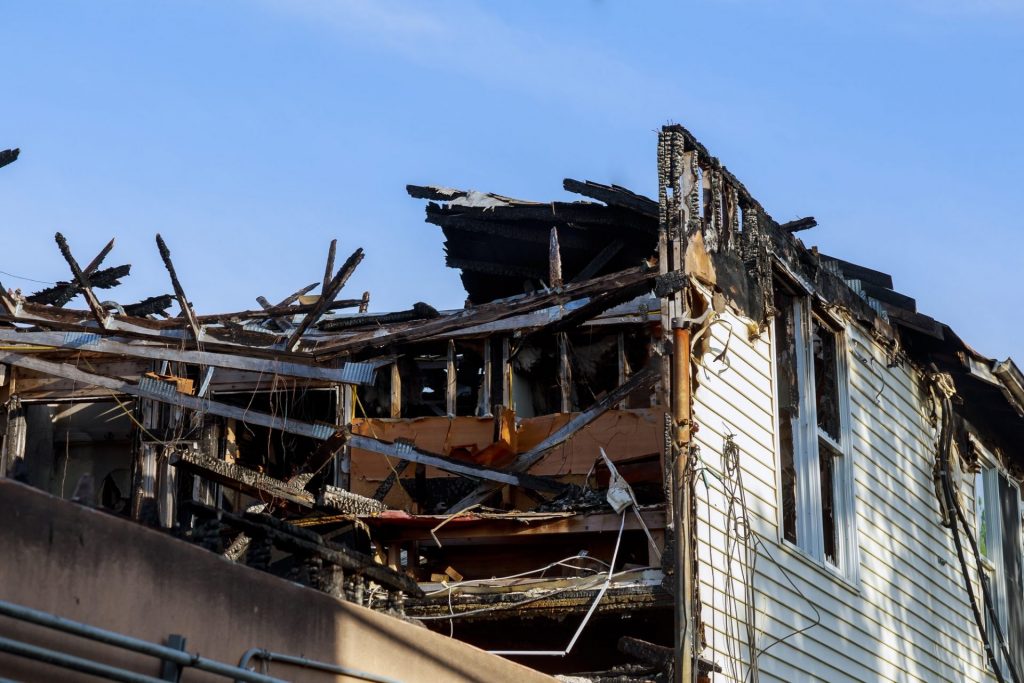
[[2, 1, 1021, 361]]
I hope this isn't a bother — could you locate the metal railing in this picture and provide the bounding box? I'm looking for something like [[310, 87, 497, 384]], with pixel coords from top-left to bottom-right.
[[0, 598, 286, 682]]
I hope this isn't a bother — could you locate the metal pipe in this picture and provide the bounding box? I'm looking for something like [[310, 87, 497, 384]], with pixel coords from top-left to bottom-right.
[[671, 322, 694, 683], [0, 635, 164, 683], [0, 599, 286, 683], [238, 648, 405, 683]]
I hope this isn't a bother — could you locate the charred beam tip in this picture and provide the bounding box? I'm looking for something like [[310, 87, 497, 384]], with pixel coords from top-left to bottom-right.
[[780, 216, 817, 233], [412, 302, 440, 319], [0, 148, 20, 169], [155, 234, 171, 259]]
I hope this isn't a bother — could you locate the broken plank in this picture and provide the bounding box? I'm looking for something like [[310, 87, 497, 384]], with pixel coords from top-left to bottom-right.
[[171, 448, 315, 509], [287, 248, 364, 351], [54, 233, 110, 327], [156, 234, 202, 341], [186, 500, 421, 596]]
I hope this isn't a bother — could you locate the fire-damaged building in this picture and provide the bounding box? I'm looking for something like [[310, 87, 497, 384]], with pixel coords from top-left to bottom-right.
[[0, 124, 1022, 683]]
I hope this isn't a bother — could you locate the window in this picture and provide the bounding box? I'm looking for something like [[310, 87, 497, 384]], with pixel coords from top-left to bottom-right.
[[975, 467, 1024, 676], [773, 286, 858, 578]]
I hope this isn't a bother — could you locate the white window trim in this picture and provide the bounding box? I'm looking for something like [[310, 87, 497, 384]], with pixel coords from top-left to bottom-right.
[[774, 296, 861, 581], [974, 455, 1022, 674]]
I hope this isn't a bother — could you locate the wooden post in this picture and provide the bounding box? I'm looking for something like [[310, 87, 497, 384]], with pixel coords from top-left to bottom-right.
[[558, 332, 572, 413], [617, 331, 631, 408], [672, 323, 694, 683], [501, 337, 511, 408], [549, 227, 563, 289], [446, 339, 457, 417], [480, 337, 492, 417], [390, 362, 402, 418], [0, 367, 25, 479], [336, 384, 354, 490]]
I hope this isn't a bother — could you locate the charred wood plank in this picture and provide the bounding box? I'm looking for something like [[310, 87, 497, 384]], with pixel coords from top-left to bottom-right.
[[0, 148, 19, 170], [122, 295, 174, 318], [54, 233, 110, 327], [563, 178, 658, 217], [27, 263, 130, 306], [317, 302, 439, 332], [314, 266, 656, 359], [156, 234, 202, 341], [779, 216, 817, 233], [172, 448, 315, 509], [186, 500, 421, 596], [430, 215, 595, 250], [287, 248, 364, 351]]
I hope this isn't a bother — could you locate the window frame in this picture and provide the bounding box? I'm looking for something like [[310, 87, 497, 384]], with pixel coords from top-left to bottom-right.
[[772, 293, 861, 581], [974, 459, 1024, 676]]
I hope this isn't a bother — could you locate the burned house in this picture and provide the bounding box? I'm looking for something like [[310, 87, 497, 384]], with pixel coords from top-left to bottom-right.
[[0, 125, 1022, 683]]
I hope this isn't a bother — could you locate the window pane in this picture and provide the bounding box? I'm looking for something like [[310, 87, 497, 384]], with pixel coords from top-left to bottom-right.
[[774, 288, 798, 545], [820, 439, 840, 566], [812, 319, 841, 443]]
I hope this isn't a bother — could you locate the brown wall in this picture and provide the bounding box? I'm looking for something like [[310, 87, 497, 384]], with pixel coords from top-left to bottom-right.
[[0, 480, 554, 683]]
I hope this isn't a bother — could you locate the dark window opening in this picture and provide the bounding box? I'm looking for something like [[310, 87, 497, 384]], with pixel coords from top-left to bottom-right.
[[813, 319, 841, 444], [819, 438, 839, 566], [773, 286, 799, 545]]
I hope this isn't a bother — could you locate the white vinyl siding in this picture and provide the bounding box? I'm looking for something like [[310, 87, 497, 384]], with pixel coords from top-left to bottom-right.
[[692, 307, 997, 682]]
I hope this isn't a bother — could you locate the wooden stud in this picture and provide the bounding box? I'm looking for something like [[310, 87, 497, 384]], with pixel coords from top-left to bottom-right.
[[390, 361, 402, 418], [558, 332, 572, 413], [549, 227, 563, 288], [446, 339, 457, 417]]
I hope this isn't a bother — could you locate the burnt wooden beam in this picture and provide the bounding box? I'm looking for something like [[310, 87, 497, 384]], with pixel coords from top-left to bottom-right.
[[54, 233, 111, 327], [313, 265, 656, 359], [323, 239, 337, 294], [450, 359, 661, 510], [173, 448, 315, 509], [571, 239, 625, 283], [0, 351, 339, 440], [562, 178, 658, 217], [186, 500, 421, 596], [0, 329, 379, 385], [317, 302, 439, 332], [156, 234, 202, 341], [549, 227, 563, 288], [780, 216, 817, 233], [197, 296, 360, 325], [347, 434, 567, 494], [27, 264, 130, 306], [445, 257, 546, 280], [287, 247, 364, 351], [373, 459, 410, 500], [0, 148, 19, 170], [123, 295, 174, 318]]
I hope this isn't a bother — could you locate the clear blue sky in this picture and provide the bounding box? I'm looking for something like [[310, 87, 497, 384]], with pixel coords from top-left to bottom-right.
[[2, 1, 1021, 361]]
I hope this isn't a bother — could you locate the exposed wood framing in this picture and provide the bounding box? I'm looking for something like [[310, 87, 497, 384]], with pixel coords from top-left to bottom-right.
[[155, 234, 202, 341], [450, 360, 661, 510], [0, 351, 337, 441]]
